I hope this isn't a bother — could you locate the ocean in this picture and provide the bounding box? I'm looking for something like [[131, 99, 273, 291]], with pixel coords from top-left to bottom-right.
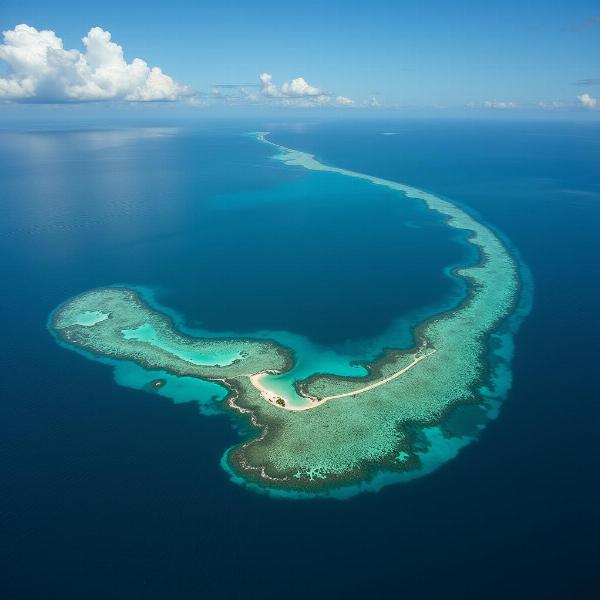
[[1, 119, 599, 597]]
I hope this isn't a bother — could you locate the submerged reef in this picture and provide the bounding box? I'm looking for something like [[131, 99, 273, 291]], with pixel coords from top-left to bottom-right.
[[49, 134, 527, 499]]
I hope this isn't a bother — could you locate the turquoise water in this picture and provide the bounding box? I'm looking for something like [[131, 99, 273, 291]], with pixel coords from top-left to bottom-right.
[[114, 361, 227, 415], [121, 323, 242, 366]]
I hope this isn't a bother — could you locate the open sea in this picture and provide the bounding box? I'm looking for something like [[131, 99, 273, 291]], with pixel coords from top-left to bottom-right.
[[1, 119, 599, 598]]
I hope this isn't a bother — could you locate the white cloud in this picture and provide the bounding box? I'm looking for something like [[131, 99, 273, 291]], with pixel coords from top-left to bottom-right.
[[482, 99, 517, 109], [281, 77, 322, 97], [258, 73, 281, 98], [577, 93, 597, 109], [335, 95, 354, 106], [258, 72, 353, 106], [0, 24, 194, 102], [363, 96, 381, 108], [538, 100, 565, 110]]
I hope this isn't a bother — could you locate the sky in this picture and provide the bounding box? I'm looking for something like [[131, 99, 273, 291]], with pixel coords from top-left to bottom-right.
[[0, 0, 599, 117]]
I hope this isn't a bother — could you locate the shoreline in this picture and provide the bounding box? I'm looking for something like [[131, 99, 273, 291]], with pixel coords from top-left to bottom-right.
[[250, 346, 437, 411]]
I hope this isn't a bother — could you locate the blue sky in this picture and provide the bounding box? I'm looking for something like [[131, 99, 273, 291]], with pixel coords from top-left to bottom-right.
[[1, 0, 599, 116]]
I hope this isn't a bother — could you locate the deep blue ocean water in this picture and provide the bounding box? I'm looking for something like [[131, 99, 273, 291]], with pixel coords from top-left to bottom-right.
[[1, 119, 599, 598]]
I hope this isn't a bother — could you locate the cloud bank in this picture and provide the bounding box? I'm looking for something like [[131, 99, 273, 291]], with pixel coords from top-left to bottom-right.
[[0, 24, 193, 102], [258, 72, 353, 107]]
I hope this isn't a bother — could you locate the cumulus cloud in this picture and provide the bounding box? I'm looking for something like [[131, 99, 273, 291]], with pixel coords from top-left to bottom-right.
[[258, 72, 353, 106], [281, 77, 322, 97], [577, 93, 598, 109], [482, 99, 517, 109], [258, 73, 281, 98], [0, 24, 193, 102]]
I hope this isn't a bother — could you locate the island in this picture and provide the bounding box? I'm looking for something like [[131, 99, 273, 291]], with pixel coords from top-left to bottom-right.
[[49, 133, 527, 499]]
